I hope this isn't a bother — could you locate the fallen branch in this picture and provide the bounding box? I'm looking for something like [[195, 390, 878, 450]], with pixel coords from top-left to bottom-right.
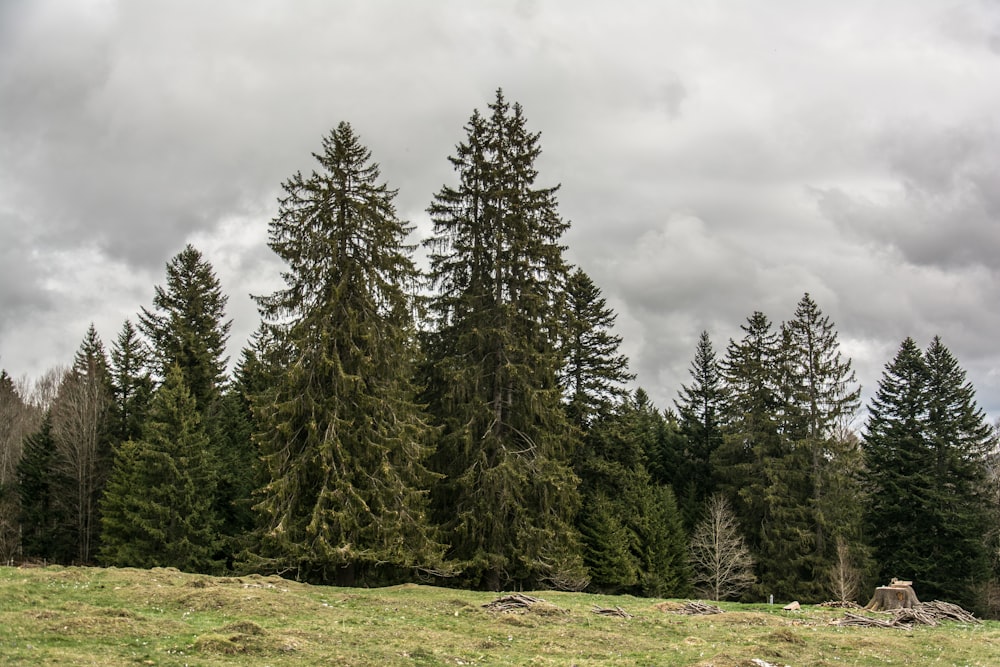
[[592, 605, 632, 618], [833, 612, 903, 629], [920, 600, 980, 624]]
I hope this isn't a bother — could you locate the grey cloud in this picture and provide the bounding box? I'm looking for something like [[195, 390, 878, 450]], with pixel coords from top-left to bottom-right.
[[814, 119, 1000, 271]]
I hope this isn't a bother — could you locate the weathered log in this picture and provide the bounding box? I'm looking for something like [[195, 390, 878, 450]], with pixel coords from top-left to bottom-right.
[[865, 585, 920, 611]]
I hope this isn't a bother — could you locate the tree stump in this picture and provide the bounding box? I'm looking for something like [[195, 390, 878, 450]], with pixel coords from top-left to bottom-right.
[[865, 584, 920, 611]]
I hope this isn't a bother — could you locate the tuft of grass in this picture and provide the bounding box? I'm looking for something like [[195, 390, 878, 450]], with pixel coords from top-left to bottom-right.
[[1, 566, 1000, 665]]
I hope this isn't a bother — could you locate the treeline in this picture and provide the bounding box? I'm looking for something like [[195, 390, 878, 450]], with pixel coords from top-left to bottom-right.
[[1, 90, 998, 613]]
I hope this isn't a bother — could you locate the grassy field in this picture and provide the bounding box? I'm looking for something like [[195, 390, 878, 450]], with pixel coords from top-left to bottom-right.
[[1, 566, 998, 666]]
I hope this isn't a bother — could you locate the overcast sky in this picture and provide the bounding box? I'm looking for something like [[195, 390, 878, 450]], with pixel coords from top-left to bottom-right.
[[2, 0, 999, 424]]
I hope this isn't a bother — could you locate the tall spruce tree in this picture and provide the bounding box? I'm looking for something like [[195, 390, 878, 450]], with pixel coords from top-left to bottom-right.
[[422, 90, 585, 590], [140, 246, 239, 561], [715, 312, 780, 544], [781, 294, 864, 600], [715, 311, 807, 600], [674, 331, 726, 528], [99, 365, 220, 572], [862, 338, 928, 589], [865, 337, 994, 606], [252, 122, 444, 585]]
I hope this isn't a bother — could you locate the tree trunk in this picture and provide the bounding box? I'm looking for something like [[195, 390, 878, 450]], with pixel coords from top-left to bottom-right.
[[865, 584, 920, 611]]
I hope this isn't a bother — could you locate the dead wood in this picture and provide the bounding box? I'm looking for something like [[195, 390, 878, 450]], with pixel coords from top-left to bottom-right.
[[483, 593, 566, 613], [669, 601, 724, 615], [592, 605, 632, 618], [833, 600, 980, 628], [819, 600, 862, 609]]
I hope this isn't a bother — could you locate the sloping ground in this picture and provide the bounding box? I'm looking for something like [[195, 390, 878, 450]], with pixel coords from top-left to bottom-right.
[[1, 566, 998, 666]]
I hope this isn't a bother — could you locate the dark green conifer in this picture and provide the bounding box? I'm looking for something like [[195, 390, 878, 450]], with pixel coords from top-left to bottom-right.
[[781, 294, 864, 600], [17, 412, 73, 562], [252, 122, 445, 585], [422, 90, 585, 590], [865, 337, 994, 606], [674, 331, 726, 528]]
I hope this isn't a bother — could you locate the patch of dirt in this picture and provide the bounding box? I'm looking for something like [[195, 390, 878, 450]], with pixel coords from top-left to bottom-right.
[[220, 620, 266, 636], [765, 628, 805, 645], [194, 633, 255, 655], [689, 652, 747, 666], [194, 622, 298, 657]]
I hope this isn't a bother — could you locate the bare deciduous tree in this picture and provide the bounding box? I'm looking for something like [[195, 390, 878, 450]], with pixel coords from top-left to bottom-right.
[[52, 366, 110, 564], [827, 535, 862, 603], [689, 494, 756, 601]]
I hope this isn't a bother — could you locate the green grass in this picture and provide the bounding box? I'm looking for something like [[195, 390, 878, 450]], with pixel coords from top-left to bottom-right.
[[1, 566, 998, 666]]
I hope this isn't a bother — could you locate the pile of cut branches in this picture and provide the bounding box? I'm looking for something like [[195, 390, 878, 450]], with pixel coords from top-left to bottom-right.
[[672, 601, 724, 615], [917, 600, 981, 624], [819, 600, 862, 609], [482, 594, 547, 612], [833, 601, 980, 629], [592, 605, 632, 618]]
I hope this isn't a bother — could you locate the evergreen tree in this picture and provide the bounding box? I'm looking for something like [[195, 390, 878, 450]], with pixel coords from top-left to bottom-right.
[[715, 312, 781, 546], [674, 331, 726, 528], [252, 122, 444, 585], [584, 391, 691, 596], [17, 412, 73, 562], [140, 246, 238, 562], [865, 337, 995, 606], [561, 268, 634, 429], [109, 319, 153, 444], [139, 244, 231, 412], [210, 380, 258, 559], [862, 338, 929, 592], [779, 294, 864, 600], [715, 311, 807, 599], [99, 365, 219, 572], [422, 90, 585, 590], [635, 482, 692, 597]]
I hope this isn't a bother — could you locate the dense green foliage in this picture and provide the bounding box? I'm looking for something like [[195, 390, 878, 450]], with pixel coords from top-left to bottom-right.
[[99, 365, 220, 572], [864, 337, 995, 607], [251, 122, 445, 585], [421, 90, 585, 590], [2, 93, 996, 613]]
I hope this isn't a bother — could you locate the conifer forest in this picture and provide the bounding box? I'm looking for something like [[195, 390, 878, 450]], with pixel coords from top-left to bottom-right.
[[2, 91, 998, 615]]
